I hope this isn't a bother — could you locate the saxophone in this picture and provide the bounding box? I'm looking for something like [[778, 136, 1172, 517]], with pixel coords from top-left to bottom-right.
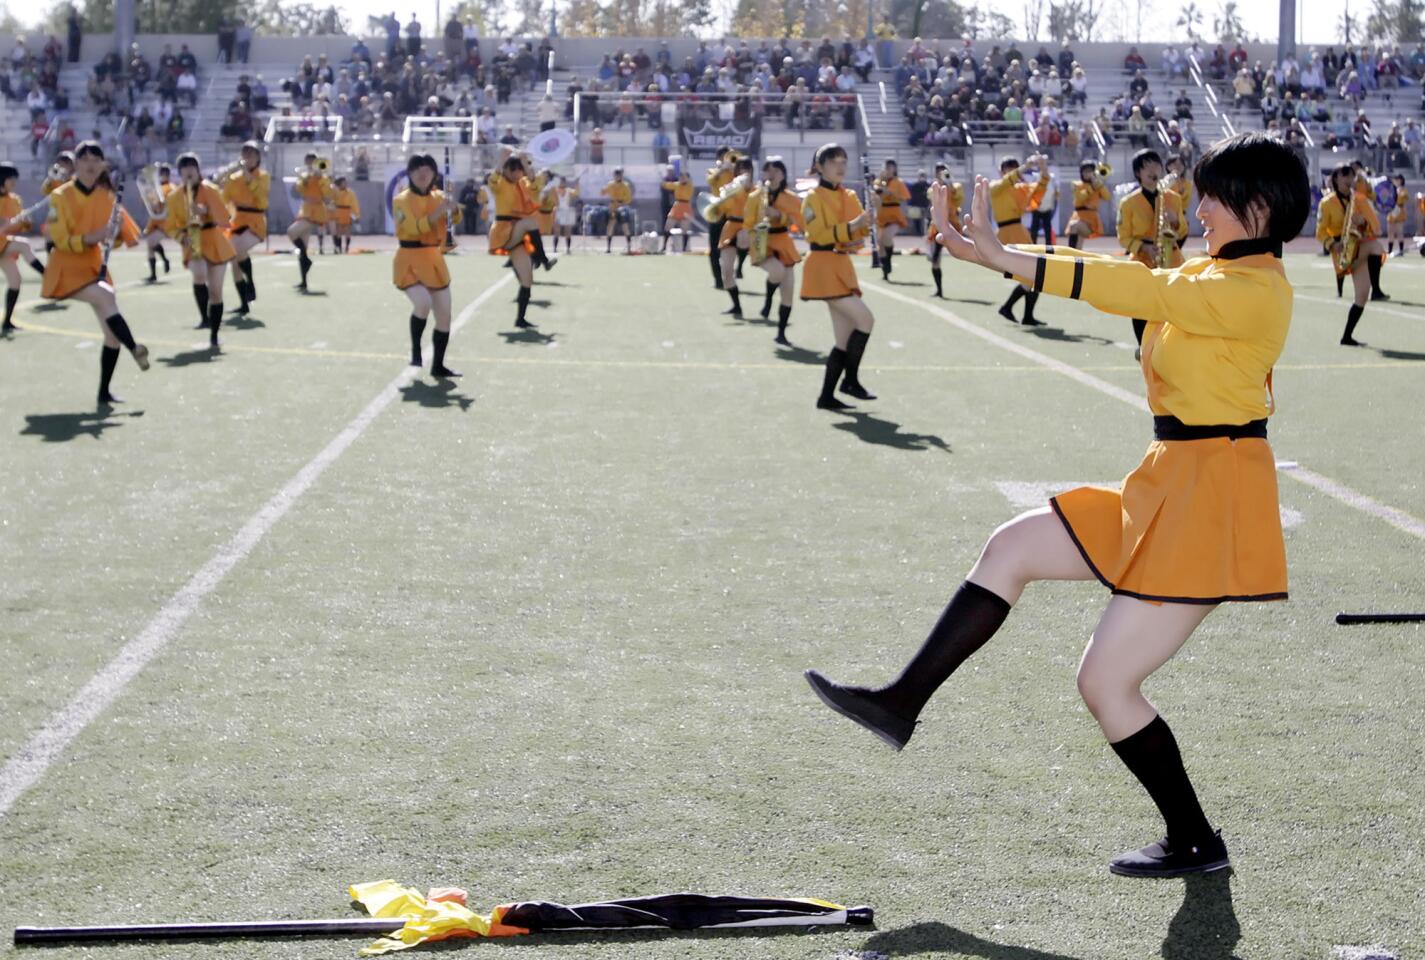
[[701, 173, 749, 223], [751, 179, 772, 264], [184, 180, 203, 260], [1155, 171, 1180, 269], [1338, 186, 1361, 277]]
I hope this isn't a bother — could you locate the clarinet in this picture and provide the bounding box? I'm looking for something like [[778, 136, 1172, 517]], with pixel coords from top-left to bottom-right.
[[861, 154, 879, 255], [100, 174, 127, 276]]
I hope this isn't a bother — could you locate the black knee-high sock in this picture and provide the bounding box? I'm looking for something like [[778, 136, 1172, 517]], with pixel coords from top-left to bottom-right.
[[761, 280, 778, 318], [1022, 291, 1040, 321], [516, 285, 532, 324], [709, 222, 724, 284], [409, 313, 426, 364], [870, 580, 1013, 720], [1336, 272, 1345, 297], [1002, 285, 1026, 311], [1367, 253, 1385, 295], [27, 256, 44, 276], [192, 283, 209, 325], [931, 266, 943, 296], [735, 246, 747, 276], [240, 257, 255, 300], [295, 238, 311, 284], [432, 329, 450, 368], [147, 254, 157, 279], [156, 243, 168, 268], [682, 232, 690, 252], [1132, 318, 1147, 345], [528, 229, 551, 266], [842, 329, 872, 388], [881, 243, 893, 277], [776, 303, 792, 337], [207, 302, 223, 345], [1343, 303, 1365, 342], [819, 347, 847, 402], [99, 344, 120, 399], [105, 313, 137, 352], [3, 288, 18, 326], [1109, 714, 1215, 846], [1068, 233, 1081, 249], [726, 286, 741, 314]]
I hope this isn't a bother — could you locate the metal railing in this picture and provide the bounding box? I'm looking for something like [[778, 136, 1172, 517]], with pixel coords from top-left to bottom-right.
[[570, 90, 861, 147]]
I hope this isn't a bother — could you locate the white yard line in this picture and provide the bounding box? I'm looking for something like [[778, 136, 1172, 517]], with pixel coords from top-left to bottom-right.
[[1295, 292, 1425, 323], [862, 280, 1425, 542], [0, 274, 514, 819]]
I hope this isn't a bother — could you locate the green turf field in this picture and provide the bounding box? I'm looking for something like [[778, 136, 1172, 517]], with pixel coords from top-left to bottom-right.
[[1, 242, 1422, 960]]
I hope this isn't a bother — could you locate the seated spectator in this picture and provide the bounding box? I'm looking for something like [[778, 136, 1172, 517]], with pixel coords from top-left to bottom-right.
[[177, 43, 197, 73], [156, 69, 177, 103], [1232, 68, 1257, 108], [1127, 104, 1148, 146], [166, 108, 185, 142], [176, 67, 198, 106], [1340, 69, 1364, 105], [135, 105, 154, 136], [1123, 46, 1146, 72], [26, 83, 49, 118], [1128, 69, 1149, 98], [1209, 45, 1228, 80], [29, 113, 49, 155], [252, 74, 269, 110]]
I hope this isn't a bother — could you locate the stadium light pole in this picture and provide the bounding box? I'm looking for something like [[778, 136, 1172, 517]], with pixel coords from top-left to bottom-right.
[[1277, 0, 1296, 64], [115, 0, 134, 60]]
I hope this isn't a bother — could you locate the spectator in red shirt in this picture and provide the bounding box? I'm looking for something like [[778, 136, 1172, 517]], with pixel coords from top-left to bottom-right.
[[1123, 46, 1146, 72]]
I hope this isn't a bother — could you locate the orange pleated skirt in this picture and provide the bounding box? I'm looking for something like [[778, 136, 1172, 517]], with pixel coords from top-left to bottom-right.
[[393, 246, 450, 290], [800, 249, 859, 300], [1066, 209, 1102, 237], [1051, 435, 1288, 604], [877, 205, 908, 228], [231, 210, 268, 241], [762, 231, 801, 266], [668, 200, 693, 220]]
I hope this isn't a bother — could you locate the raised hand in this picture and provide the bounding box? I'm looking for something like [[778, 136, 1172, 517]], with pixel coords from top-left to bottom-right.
[[929, 181, 978, 264]]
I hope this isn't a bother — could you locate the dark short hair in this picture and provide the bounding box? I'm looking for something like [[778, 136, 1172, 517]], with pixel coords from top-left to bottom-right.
[[884, 158, 897, 169], [55, 151, 75, 164], [734, 157, 754, 174], [74, 141, 104, 161], [934, 162, 948, 173], [1079, 160, 1096, 176], [1130, 148, 1162, 176], [715, 146, 730, 159], [406, 153, 437, 174], [241, 140, 262, 156], [999, 156, 1020, 172], [812, 142, 847, 173], [176, 152, 200, 171], [1192, 132, 1309, 243], [0, 163, 18, 185]]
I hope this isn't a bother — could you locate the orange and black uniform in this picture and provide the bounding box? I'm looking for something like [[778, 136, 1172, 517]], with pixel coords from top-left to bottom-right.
[[0, 192, 22, 257], [533, 173, 557, 235], [164, 181, 236, 266], [874, 175, 911, 229], [144, 181, 177, 235], [1066, 179, 1112, 238], [392, 185, 458, 290], [716, 185, 748, 249], [296, 169, 333, 225], [331, 185, 360, 226], [222, 167, 270, 240], [486, 170, 536, 256], [990, 168, 1046, 245], [43, 180, 140, 299], [706, 162, 735, 285], [801, 180, 869, 300], [1117, 185, 1187, 269], [663, 179, 695, 220], [743, 185, 804, 267]]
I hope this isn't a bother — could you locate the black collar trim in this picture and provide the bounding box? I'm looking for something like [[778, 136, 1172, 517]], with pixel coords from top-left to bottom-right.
[[75, 179, 95, 195], [818, 179, 838, 191], [1214, 237, 1282, 260]]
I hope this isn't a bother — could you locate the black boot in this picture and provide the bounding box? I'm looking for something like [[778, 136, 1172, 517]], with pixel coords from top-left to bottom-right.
[[2, 288, 18, 334], [775, 304, 792, 345], [514, 285, 535, 328], [999, 285, 1025, 323], [804, 580, 1012, 750], [1368, 254, 1389, 300], [816, 347, 853, 410], [760, 281, 778, 319], [1021, 291, 1044, 325], [192, 282, 210, 328], [409, 313, 427, 366], [207, 302, 223, 348], [709, 223, 724, 288], [723, 287, 742, 317], [431, 329, 460, 377], [839, 329, 876, 400], [98, 344, 122, 404], [1107, 714, 1228, 878], [1341, 304, 1365, 345], [104, 313, 147, 370], [931, 266, 943, 298]]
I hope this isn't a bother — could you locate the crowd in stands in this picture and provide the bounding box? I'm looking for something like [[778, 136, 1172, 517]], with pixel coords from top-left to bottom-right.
[[561, 38, 874, 135]]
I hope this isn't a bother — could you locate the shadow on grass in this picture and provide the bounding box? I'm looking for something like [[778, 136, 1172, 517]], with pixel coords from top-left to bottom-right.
[[1377, 347, 1425, 362], [1019, 324, 1119, 348], [158, 347, 221, 368], [831, 411, 951, 453], [224, 314, 266, 331], [862, 922, 1085, 959], [498, 328, 556, 345], [20, 407, 144, 442], [931, 295, 995, 306], [30, 301, 68, 312], [399, 378, 475, 411], [772, 343, 826, 365]]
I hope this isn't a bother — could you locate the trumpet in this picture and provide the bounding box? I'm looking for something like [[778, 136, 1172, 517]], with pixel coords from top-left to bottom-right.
[[701, 173, 750, 223], [1155, 170, 1180, 269], [210, 158, 246, 183], [1096, 161, 1112, 179]]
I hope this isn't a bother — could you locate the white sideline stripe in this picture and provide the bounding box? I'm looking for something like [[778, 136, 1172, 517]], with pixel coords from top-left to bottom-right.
[[0, 274, 515, 820], [863, 280, 1425, 542], [1295, 292, 1425, 323]]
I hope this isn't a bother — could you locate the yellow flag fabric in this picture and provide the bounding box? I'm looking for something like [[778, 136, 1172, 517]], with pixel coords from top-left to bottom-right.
[[348, 881, 526, 955]]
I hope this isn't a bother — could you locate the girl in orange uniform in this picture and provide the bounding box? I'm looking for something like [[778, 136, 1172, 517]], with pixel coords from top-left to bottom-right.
[[19, 142, 149, 403], [287, 152, 331, 291], [394, 154, 463, 378], [1064, 161, 1111, 249], [661, 169, 695, 252], [220, 141, 270, 315], [487, 152, 555, 329], [714, 157, 755, 317], [1317, 163, 1386, 346], [744, 157, 804, 344], [872, 158, 910, 280], [800, 143, 877, 410], [39, 151, 73, 256], [166, 152, 237, 349], [808, 132, 1310, 880], [330, 174, 360, 254], [923, 163, 961, 299], [533, 168, 558, 239], [141, 163, 175, 282], [0, 162, 49, 335]]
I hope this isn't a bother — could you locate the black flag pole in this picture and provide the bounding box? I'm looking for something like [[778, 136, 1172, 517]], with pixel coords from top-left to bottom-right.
[[15, 918, 406, 945]]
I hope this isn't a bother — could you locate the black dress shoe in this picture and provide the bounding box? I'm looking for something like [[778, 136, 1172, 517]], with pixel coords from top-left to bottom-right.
[[431, 365, 462, 378], [803, 669, 915, 750], [815, 395, 855, 411], [1371, 291, 1390, 301], [998, 305, 1019, 323], [840, 382, 877, 400], [1108, 830, 1230, 878], [1021, 316, 1046, 326], [1341, 336, 1363, 346]]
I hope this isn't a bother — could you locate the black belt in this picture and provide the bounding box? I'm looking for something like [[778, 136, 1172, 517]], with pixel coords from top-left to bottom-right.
[[200, 223, 217, 230], [810, 243, 843, 253], [725, 216, 743, 222], [399, 240, 437, 248], [1074, 206, 1094, 211], [496, 215, 517, 221], [997, 217, 1021, 227], [235, 205, 265, 213], [769, 227, 788, 234], [882, 202, 900, 207], [1153, 416, 1267, 441]]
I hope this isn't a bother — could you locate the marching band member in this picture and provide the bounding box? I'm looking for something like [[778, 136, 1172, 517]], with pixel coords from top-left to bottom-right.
[[743, 157, 804, 345], [40, 151, 74, 255], [801, 143, 877, 410], [166, 152, 237, 349], [330, 174, 359, 254], [394, 153, 462, 378], [706, 147, 736, 288], [287, 152, 332, 292], [1317, 163, 1385, 346], [553, 175, 578, 252], [1385, 173, 1407, 257], [602, 167, 634, 254], [991, 154, 1048, 325], [141, 163, 175, 282], [221, 140, 270, 316], [0, 162, 49, 335], [713, 156, 755, 317], [1349, 160, 1389, 301], [533, 167, 558, 242], [810, 132, 1311, 880], [661, 169, 696, 253], [487, 152, 555, 329], [873, 158, 911, 279], [1064, 161, 1111, 250], [924, 164, 962, 299], [7, 142, 148, 402], [1118, 148, 1185, 352]]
